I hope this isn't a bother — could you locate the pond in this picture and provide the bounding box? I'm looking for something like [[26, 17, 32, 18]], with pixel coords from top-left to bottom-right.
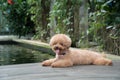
[[0, 44, 53, 66]]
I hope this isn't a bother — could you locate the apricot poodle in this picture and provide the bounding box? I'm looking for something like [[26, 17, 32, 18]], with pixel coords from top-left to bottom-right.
[[42, 34, 112, 68]]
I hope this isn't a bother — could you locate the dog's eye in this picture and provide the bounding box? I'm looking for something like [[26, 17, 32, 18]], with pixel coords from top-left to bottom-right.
[[60, 43, 64, 46], [53, 42, 57, 45]]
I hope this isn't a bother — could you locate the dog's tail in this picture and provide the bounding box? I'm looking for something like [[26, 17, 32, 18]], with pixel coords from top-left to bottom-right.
[[101, 52, 107, 58]]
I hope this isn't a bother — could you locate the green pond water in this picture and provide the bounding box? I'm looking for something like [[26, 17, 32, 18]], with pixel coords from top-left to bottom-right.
[[0, 45, 53, 66]]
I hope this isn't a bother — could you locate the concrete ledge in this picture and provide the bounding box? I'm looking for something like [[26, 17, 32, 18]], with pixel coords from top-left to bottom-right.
[[13, 39, 54, 55], [0, 35, 54, 55], [0, 35, 18, 41], [0, 35, 18, 44]]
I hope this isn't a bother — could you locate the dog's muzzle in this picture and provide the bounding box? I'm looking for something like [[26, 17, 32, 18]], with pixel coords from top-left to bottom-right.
[[54, 46, 66, 55]]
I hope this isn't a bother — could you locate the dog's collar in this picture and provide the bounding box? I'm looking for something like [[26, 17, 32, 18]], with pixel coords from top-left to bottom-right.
[[58, 52, 66, 55]]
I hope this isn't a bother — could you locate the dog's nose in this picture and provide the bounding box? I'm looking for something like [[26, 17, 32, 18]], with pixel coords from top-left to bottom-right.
[[54, 46, 59, 50]]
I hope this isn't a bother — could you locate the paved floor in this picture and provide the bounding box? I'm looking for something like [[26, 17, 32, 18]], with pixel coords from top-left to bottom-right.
[[0, 60, 120, 80]]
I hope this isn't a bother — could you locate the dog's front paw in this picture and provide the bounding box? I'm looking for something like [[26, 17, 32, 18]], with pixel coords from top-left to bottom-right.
[[42, 60, 51, 66], [51, 63, 59, 68], [51, 62, 66, 68]]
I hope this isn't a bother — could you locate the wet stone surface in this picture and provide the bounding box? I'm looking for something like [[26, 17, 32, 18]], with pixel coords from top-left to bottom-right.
[[0, 60, 120, 80]]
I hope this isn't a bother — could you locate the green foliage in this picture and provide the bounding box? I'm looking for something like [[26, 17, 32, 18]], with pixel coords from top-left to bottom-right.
[[1, 0, 35, 37], [48, 0, 82, 34], [49, 0, 68, 33], [28, 0, 51, 41], [29, 0, 82, 43], [88, 0, 120, 55]]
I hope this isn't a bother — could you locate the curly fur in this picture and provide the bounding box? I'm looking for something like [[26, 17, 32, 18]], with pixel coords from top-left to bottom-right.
[[42, 34, 112, 68]]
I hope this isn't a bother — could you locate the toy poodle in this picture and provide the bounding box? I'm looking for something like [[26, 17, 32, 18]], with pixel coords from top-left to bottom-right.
[[42, 34, 112, 68]]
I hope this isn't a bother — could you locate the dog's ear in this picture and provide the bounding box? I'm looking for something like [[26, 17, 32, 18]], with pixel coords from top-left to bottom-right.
[[49, 39, 53, 47], [66, 41, 71, 48], [49, 36, 55, 47], [49, 42, 52, 47], [65, 36, 72, 48]]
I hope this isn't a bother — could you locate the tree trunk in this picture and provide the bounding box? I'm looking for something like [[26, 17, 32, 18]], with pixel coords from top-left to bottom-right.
[[72, 0, 88, 47], [72, 5, 80, 47], [49, 0, 56, 37], [79, 0, 88, 47], [41, 0, 50, 41]]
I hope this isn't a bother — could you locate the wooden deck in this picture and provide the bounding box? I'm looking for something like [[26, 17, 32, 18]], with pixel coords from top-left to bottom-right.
[[0, 60, 120, 80]]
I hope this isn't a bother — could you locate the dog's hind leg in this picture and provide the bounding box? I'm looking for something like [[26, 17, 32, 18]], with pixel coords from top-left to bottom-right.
[[93, 58, 113, 66]]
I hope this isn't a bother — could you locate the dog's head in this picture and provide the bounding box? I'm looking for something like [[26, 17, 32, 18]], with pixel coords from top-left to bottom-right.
[[50, 34, 71, 55]]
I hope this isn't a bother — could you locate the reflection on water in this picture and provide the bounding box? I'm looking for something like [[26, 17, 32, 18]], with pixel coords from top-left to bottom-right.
[[0, 45, 53, 66]]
